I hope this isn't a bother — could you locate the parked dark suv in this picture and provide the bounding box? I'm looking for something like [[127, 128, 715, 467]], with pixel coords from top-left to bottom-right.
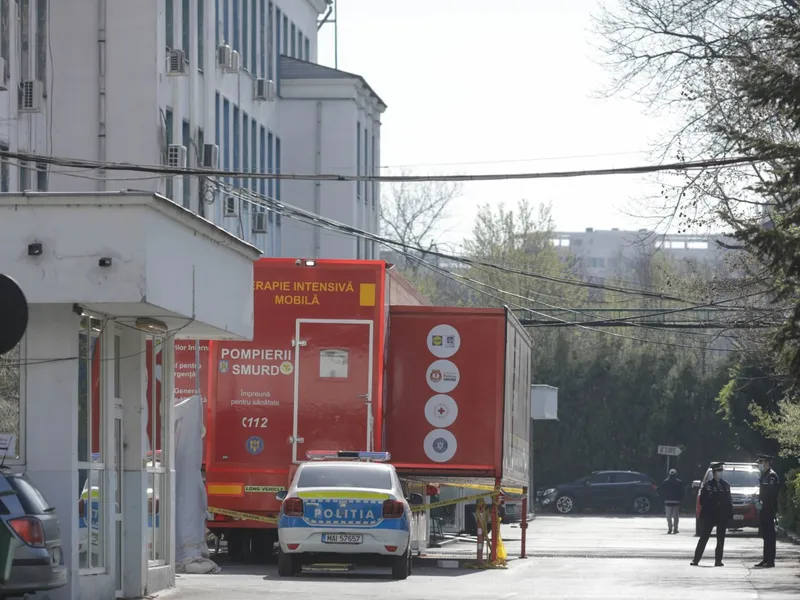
[[538, 470, 659, 515]]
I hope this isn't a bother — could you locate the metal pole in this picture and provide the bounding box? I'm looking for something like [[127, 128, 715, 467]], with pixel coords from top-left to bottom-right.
[[667, 455, 670, 475], [520, 487, 528, 559]]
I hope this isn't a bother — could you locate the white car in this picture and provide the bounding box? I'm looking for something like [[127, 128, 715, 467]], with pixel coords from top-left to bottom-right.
[[276, 451, 424, 579]]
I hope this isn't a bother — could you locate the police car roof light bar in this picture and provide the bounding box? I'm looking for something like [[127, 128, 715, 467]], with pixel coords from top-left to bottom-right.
[[306, 450, 391, 462]]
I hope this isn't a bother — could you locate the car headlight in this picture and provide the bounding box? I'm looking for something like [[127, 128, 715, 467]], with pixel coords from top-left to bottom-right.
[[544, 488, 557, 498]]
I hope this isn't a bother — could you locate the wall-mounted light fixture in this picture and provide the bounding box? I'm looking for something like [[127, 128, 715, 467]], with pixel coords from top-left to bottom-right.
[[98, 257, 112, 267], [27, 242, 42, 256], [135, 317, 168, 334], [295, 258, 316, 267]]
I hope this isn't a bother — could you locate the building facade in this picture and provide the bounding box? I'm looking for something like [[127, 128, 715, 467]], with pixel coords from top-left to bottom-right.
[[0, 0, 383, 257], [550, 228, 739, 282]]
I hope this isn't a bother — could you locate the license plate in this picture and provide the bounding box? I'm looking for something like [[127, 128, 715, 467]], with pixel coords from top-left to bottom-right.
[[733, 514, 744, 520], [322, 533, 363, 544]]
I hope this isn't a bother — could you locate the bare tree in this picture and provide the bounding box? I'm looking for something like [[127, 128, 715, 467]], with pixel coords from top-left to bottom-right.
[[379, 170, 461, 275]]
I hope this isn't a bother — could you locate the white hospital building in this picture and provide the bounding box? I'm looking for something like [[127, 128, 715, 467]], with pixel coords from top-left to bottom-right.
[[0, 1, 384, 599]]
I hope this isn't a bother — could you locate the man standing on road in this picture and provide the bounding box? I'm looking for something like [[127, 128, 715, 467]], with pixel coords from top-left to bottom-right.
[[754, 454, 779, 569], [659, 468, 684, 534], [691, 462, 733, 567]]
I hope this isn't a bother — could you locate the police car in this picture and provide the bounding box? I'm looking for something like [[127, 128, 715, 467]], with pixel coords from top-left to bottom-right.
[[276, 450, 423, 579]]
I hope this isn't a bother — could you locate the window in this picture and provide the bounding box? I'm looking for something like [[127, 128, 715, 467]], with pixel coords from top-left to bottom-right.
[[290, 23, 295, 57], [356, 122, 361, 200], [19, 0, 29, 81], [275, 136, 281, 253], [1, 0, 9, 77], [36, 162, 47, 191], [371, 135, 376, 209], [182, 119, 191, 208], [267, 130, 273, 197], [145, 335, 168, 565], [223, 0, 229, 43], [304, 36, 309, 62], [78, 321, 105, 570], [198, 0, 204, 66], [297, 28, 302, 60], [242, 0, 248, 69], [363, 127, 368, 207], [251, 0, 257, 74], [261, 0, 268, 78], [166, 0, 174, 49], [259, 125, 266, 197], [35, 0, 46, 83], [242, 112, 249, 191], [18, 161, 30, 191], [215, 0, 220, 43], [165, 109, 174, 199], [223, 98, 231, 192], [0, 144, 9, 192], [0, 339, 21, 460], [232, 0, 239, 51], [275, 8, 281, 94], [233, 105, 239, 188], [282, 14, 288, 55], [266, 2, 272, 80], [320, 349, 348, 378], [251, 119, 257, 192], [297, 464, 392, 490], [182, 0, 189, 57]]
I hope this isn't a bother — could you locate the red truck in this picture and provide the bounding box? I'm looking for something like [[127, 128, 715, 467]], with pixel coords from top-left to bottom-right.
[[203, 258, 427, 560]]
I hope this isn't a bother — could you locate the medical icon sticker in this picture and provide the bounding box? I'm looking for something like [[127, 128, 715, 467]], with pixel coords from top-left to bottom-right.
[[426, 360, 460, 394], [424, 429, 458, 463], [427, 324, 461, 359], [424, 394, 459, 428]]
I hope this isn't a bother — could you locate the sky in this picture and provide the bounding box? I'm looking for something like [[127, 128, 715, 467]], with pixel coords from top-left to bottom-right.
[[316, 0, 695, 248]]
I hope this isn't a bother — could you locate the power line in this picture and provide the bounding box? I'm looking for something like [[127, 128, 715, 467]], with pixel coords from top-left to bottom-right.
[[0, 149, 768, 183], [379, 149, 649, 169]]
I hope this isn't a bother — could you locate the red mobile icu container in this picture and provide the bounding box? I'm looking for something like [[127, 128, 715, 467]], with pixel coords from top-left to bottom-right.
[[204, 258, 389, 554], [384, 306, 532, 487]]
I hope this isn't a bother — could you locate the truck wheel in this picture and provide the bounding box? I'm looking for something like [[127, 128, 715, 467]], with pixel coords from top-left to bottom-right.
[[226, 532, 245, 562], [391, 545, 411, 580], [277, 548, 300, 577]]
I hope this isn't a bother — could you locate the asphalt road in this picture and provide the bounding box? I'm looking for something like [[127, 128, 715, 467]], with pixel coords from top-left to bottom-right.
[[168, 516, 800, 600]]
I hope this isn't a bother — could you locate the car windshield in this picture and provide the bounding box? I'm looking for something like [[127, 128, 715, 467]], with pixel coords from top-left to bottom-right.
[[296, 464, 393, 490], [721, 469, 760, 487]]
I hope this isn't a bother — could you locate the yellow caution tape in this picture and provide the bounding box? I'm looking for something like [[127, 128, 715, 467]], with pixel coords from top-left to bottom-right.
[[207, 506, 277, 524], [411, 490, 500, 513], [438, 482, 525, 495]]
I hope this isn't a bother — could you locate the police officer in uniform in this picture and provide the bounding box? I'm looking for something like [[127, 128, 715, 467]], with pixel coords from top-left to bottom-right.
[[755, 454, 779, 568], [691, 462, 733, 567]]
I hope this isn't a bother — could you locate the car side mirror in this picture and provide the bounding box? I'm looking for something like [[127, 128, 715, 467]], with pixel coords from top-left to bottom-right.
[[408, 493, 424, 506], [691, 480, 700, 490], [275, 490, 287, 502]]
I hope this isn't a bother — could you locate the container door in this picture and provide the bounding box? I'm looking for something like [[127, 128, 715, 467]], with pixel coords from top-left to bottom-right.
[[292, 320, 374, 463]]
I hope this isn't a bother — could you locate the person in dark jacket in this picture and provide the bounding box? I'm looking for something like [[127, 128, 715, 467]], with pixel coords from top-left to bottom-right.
[[754, 454, 780, 568], [659, 468, 685, 534], [691, 462, 733, 567]]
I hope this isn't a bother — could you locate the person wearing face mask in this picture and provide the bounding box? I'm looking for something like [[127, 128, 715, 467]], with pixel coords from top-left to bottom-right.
[[659, 469, 684, 534], [754, 454, 779, 568], [691, 462, 733, 567]]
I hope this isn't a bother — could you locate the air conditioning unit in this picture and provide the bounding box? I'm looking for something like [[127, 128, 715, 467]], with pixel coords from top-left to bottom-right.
[[166, 144, 188, 168], [223, 195, 239, 217], [202, 143, 219, 169], [228, 50, 241, 72], [254, 78, 276, 101], [166, 49, 188, 74], [0, 58, 7, 91], [18, 80, 43, 112], [252, 211, 267, 233], [217, 43, 232, 70]]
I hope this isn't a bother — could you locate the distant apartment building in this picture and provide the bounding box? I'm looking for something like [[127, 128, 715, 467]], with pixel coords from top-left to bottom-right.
[[550, 228, 739, 282]]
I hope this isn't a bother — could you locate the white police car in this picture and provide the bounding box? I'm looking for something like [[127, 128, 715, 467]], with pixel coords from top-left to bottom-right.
[[276, 451, 423, 579]]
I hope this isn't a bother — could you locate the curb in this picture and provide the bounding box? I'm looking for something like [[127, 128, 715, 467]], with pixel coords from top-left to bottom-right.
[[413, 555, 484, 569], [775, 524, 800, 545]]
